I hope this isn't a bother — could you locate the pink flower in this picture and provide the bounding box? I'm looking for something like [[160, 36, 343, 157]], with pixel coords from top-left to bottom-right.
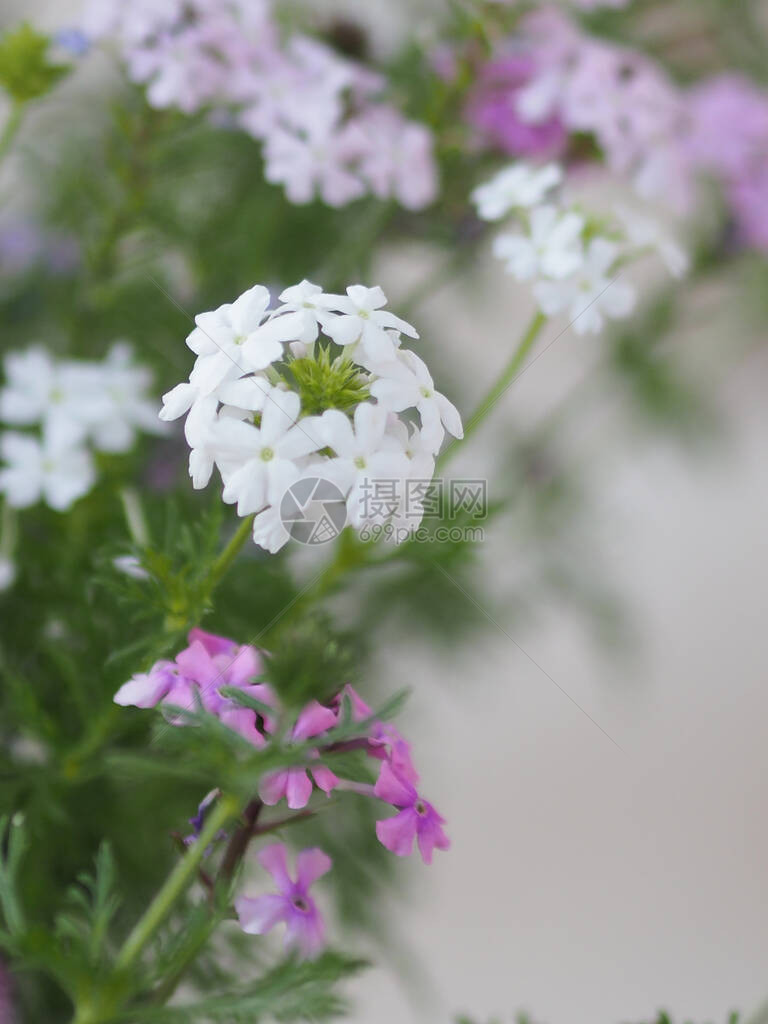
[[114, 628, 273, 745], [235, 843, 331, 959], [374, 762, 449, 865], [337, 684, 419, 784], [465, 52, 566, 159], [259, 701, 340, 809], [684, 74, 768, 250]]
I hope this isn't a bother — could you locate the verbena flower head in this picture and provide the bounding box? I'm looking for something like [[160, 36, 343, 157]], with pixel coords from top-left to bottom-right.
[[0, 344, 161, 511], [85, 0, 437, 209], [160, 280, 463, 552], [236, 843, 331, 959], [473, 160, 688, 335]]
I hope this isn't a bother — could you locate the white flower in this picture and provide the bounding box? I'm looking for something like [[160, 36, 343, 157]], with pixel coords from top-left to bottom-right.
[[0, 432, 95, 511], [533, 237, 636, 335], [318, 285, 418, 366], [251, 503, 291, 554], [320, 404, 411, 526], [0, 347, 98, 448], [215, 389, 323, 515], [0, 555, 15, 591], [162, 278, 461, 553], [83, 343, 165, 453], [186, 284, 300, 397], [274, 279, 330, 344], [492, 205, 585, 281], [614, 204, 689, 278], [471, 162, 563, 221], [370, 350, 463, 454]]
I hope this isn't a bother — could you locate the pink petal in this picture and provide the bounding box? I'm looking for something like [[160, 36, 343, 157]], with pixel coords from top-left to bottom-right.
[[224, 645, 263, 688], [259, 770, 288, 806], [257, 843, 292, 892], [175, 640, 219, 689], [114, 664, 173, 708], [310, 764, 340, 795], [416, 813, 451, 865], [285, 905, 326, 960], [296, 847, 332, 889], [235, 893, 287, 935], [337, 684, 372, 722], [187, 628, 235, 657], [292, 700, 337, 741], [375, 808, 418, 857], [374, 761, 416, 808], [218, 707, 265, 747], [285, 768, 313, 809]]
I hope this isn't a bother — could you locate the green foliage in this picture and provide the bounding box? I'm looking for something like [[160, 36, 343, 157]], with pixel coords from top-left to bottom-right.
[[260, 613, 365, 708], [122, 952, 367, 1022], [0, 23, 70, 103]]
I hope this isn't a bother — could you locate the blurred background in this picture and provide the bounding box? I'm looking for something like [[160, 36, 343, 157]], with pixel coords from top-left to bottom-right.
[[2, 2, 767, 1022]]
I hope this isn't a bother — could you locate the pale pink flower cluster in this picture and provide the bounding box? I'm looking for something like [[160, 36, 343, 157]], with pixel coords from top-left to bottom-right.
[[516, 7, 691, 208], [84, 0, 437, 209]]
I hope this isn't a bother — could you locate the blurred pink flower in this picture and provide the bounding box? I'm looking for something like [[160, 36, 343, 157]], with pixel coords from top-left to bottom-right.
[[465, 52, 566, 159]]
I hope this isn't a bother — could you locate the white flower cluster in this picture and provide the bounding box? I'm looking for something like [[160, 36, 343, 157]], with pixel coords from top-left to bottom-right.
[[0, 345, 162, 511], [471, 161, 688, 335], [160, 281, 463, 553]]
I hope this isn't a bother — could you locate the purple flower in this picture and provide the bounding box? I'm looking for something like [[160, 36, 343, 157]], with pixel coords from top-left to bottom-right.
[[374, 762, 449, 865], [259, 701, 340, 809], [235, 843, 331, 959], [465, 52, 567, 159]]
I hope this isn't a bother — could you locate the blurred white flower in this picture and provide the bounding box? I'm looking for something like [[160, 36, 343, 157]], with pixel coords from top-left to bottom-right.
[[533, 238, 636, 334], [0, 432, 95, 511], [0, 344, 160, 511], [493, 205, 585, 281], [615, 205, 689, 278], [471, 161, 562, 221]]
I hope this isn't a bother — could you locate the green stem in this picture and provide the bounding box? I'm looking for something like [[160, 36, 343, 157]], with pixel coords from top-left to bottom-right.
[[208, 514, 255, 590], [438, 310, 546, 470], [114, 794, 238, 974], [0, 103, 24, 169]]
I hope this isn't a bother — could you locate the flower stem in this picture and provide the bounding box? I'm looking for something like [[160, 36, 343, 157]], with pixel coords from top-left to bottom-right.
[[208, 514, 255, 590], [438, 310, 546, 470], [0, 103, 24, 170], [114, 794, 238, 974]]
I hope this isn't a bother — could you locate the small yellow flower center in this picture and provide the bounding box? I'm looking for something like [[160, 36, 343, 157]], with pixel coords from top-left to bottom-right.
[[261, 447, 275, 462]]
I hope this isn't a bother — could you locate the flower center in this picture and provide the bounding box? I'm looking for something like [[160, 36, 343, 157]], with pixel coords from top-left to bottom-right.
[[260, 447, 275, 462], [354, 455, 366, 469], [292, 896, 309, 912], [419, 386, 432, 399], [415, 800, 427, 816]]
